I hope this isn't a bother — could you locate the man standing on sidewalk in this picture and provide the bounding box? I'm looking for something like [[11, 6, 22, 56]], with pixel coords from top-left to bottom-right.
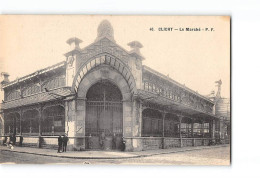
[[57, 135, 62, 153], [62, 134, 68, 152]]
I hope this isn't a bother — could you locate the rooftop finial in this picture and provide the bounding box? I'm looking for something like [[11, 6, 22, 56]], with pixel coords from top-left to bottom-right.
[[95, 20, 115, 42], [66, 37, 83, 51], [215, 79, 222, 98], [127, 41, 144, 60]]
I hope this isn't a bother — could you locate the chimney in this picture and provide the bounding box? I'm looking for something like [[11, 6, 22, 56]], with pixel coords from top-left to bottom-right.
[[1, 72, 10, 86]]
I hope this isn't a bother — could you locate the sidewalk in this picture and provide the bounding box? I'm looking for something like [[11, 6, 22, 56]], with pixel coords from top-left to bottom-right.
[[0, 144, 229, 160]]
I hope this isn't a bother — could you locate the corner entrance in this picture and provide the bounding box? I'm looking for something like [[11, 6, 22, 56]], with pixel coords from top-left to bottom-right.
[[85, 80, 123, 150]]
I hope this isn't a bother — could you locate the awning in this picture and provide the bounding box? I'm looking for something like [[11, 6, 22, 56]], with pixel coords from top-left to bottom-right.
[[0, 87, 74, 110], [135, 89, 220, 119]]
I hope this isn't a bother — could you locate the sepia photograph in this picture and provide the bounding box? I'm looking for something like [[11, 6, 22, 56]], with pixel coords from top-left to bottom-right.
[[0, 15, 230, 165]]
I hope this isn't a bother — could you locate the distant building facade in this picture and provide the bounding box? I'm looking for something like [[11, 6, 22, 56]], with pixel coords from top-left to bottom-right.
[[0, 20, 230, 151]]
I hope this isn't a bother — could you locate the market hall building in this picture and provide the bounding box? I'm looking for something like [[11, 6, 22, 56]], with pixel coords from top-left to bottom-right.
[[0, 20, 230, 151]]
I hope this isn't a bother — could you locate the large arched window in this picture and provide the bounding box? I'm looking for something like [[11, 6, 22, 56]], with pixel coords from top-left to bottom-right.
[[42, 105, 65, 135], [22, 110, 39, 135], [142, 108, 163, 137], [164, 113, 179, 137], [4, 113, 19, 135]]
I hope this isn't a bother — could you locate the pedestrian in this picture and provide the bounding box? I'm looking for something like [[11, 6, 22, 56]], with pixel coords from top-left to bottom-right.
[[99, 131, 105, 150], [8, 135, 14, 150], [57, 135, 62, 153], [5, 136, 10, 147], [62, 134, 69, 152], [121, 137, 126, 151], [19, 136, 23, 147], [12, 134, 16, 146], [112, 133, 116, 150]]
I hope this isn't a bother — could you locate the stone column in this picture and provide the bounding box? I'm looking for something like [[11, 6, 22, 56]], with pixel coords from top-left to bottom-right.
[[172, 119, 175, 137], [129, 99, 143, 151], [162, 111, 166, 149], [38, 105, 43, 148], [13, 115, 16, 136], [65, 101, 69, 136], [74, 99, 86, 150], [162, 112, 166, 137], [201, 119, 205, 145], [191, 120, 194, 137], [20, 109, 22, 135], [38, 105, 42, 136], [212, 119, 216, 140], [123, 100, 133, 138], [139, 101, 143, 137], [178, 115, 183, 148], [209, 118, 216, 144], [219, 118, 224, 142], [191, 118, 194, 146], [66, 100, 77, 151], [122, 99, 135, 151]]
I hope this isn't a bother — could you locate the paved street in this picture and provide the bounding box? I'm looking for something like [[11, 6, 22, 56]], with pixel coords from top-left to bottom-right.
[[0, 146, 230, 165]]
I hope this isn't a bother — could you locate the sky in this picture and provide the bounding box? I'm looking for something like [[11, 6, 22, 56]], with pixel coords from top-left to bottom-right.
[[0, 15, 230, 99]]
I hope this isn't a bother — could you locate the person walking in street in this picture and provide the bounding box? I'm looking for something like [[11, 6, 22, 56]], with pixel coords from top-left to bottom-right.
[[57, 135, 62, 153], [62, 134, 69, 152]]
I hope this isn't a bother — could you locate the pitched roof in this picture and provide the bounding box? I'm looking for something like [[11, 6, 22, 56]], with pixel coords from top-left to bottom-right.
[[143, 65, 214, 104], [0, 87, 73, 110], [2, 61, 66, 89]]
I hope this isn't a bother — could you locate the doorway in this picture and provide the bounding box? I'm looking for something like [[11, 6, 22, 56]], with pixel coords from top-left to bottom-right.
[[85, 80, 123, 150]]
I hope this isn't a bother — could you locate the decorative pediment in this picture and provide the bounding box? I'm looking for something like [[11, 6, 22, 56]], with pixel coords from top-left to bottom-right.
[[79, 38, 131, 68]]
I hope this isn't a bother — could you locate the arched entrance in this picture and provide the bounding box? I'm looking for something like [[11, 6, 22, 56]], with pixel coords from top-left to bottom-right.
[[85, 80, 123, 150]]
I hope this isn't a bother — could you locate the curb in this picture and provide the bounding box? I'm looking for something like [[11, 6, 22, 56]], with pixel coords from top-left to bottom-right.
[[0, 145, 229, 160]]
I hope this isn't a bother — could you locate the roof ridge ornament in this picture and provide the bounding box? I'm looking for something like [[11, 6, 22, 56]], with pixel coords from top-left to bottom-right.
[[127, 41, 145, 60], [66, 37, 83, 51], [95, 20, 115, 43], [215, 79, 222, 98]]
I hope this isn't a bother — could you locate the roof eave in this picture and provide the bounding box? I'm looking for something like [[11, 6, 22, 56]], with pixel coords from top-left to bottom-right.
[[142, 65, 214, 104]]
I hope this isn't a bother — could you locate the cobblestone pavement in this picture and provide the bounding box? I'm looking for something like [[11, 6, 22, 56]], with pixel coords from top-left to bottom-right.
[[0, 145, 230, 165]]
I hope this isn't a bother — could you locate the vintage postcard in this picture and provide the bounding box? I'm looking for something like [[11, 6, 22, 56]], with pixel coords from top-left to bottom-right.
[[0, 15, 230, 165]]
